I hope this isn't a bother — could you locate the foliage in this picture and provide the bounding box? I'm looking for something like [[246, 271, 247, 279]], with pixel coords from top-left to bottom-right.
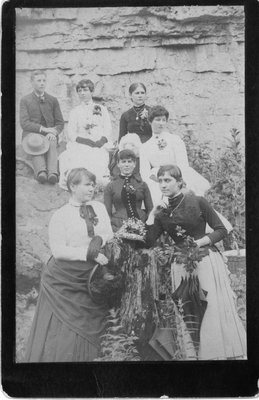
[[94, 308, 141, 361], [184, 128, 245, 248]]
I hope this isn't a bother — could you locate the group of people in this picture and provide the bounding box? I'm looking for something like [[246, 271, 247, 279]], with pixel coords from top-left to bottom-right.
[[21, 71, 246, 362]]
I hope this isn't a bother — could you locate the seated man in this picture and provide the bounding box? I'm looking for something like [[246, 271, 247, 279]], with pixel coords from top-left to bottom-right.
[[20, 70, 64, 184]]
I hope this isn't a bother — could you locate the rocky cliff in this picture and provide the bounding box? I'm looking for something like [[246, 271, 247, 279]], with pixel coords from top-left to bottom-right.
[[16, 6, 244, 148]]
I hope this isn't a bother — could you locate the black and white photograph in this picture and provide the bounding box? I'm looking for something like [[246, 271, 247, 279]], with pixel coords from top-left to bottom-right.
[[15, 5, 247, 364], [2, 1, 259, 397]]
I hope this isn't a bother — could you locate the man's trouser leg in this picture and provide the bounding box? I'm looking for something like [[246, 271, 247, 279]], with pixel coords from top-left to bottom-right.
[[31, 155, 47, 177], [46, 139, 58, 176]]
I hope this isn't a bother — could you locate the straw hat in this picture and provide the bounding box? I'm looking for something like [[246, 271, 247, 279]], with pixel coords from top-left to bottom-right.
[[22, 133, 50, 155]]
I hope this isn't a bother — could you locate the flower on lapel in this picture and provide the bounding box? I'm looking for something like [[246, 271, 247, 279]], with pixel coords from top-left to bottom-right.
[[157, 137, 167, 150], [140, 108, 148, 120], [93, 104, 102, 116]]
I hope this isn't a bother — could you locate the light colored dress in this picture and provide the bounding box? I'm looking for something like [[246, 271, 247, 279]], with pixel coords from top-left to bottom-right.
[[59, 101, 112, 189], [139, 131, 210, 204], [24, 199, 114, 362]]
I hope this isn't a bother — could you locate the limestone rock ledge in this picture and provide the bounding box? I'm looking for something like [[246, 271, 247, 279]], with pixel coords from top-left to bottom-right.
[[16, 6, 244, 147]]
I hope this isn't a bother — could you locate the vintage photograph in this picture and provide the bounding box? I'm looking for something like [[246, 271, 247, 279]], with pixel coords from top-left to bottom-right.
[[15, 6, 246, 363]]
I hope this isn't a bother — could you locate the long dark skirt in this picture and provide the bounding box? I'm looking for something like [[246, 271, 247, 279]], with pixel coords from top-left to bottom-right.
[[24, 257, 109, 362]]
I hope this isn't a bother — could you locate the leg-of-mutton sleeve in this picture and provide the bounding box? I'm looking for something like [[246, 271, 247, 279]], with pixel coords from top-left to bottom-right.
[[198, 196, 228, 244]]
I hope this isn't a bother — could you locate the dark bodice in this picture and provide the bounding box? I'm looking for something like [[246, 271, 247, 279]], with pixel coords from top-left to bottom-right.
[[146, 192, 227, 247], [104, 174, 153, 232], [119, 105, 152, 144]]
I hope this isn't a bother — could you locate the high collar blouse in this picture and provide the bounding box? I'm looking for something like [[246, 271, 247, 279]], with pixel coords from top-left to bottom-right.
[[48, 199, 113, 262]]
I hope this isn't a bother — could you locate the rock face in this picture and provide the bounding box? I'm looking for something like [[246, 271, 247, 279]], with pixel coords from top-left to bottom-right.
[[16, 6, 244, 149]]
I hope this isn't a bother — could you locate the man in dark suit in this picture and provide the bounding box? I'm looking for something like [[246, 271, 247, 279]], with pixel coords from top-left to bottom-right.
[[20, 70, 64, 184]]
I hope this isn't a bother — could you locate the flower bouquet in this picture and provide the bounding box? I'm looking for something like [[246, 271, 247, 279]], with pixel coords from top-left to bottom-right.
[[115, 218, 146, 242]]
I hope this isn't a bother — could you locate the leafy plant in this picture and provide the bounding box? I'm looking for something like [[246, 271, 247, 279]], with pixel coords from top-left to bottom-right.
[[94, 308, 140, 361], [184, 128, 245, 248]]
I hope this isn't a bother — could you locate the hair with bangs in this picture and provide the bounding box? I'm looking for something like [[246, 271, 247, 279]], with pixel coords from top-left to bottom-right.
[[148, 105, 169, 123], [66, 168, 96, 192], [157, 165, 183, 188], [117, 149, 137, 162], [76, 79, 95, 93]]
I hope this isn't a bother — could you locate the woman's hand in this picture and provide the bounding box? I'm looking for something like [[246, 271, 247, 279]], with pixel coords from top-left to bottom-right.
[[94, 253, 109, 265]]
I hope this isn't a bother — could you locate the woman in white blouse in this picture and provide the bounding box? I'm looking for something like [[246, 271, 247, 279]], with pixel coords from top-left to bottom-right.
[[25, 168, 114, 362], [59, 79, 113, 189], [139, 105, 232, 232]]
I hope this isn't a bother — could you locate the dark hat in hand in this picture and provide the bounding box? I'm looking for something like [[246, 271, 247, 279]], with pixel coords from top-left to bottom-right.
[[22, 133, 50, 155]]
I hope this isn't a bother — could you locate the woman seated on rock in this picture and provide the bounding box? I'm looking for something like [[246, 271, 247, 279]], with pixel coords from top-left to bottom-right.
[[104, 149, 153, 232], [144, 164, 246, 360], [109, 133, 142, 178], [59, 79, 113, 190], [25, 168, 114, 362], [139, 105, 211, 204], [119, 82, 152, 144]]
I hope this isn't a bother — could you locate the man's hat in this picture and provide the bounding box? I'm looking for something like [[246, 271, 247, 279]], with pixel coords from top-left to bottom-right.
[[22, 133, 50, 155]]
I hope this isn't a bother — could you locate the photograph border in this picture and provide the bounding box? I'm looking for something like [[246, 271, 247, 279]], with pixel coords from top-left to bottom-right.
[[2, 0, 259, 397]]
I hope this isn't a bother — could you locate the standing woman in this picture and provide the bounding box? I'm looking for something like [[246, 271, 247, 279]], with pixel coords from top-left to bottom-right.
[[104, 149, 153, 232], [145, 165, 246, 360], [25, 168, 114, 362], [59, 79, 112, 189], [119, 83, 152, 144]]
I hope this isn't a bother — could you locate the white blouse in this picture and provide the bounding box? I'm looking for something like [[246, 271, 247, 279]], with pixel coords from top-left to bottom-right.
[[49, 199, 114, 262], [139, 131, 190, 181], [67, 101, 112, 143]]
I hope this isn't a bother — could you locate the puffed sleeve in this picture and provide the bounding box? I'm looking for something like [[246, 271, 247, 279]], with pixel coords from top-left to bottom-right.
[[198, 196, 228, 244], [101, 105, 112, 140], [118, 112, 127, 142], [67, 108, 78, 142], [48, 209, 88, 261]]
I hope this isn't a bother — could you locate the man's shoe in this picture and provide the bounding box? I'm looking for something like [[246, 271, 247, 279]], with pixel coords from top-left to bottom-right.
[[48, 173, 58, 185], [37, 171, 47, 184]]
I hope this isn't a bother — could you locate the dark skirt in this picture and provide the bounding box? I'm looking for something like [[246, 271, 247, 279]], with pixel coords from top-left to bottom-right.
[[24, 257, 109, 362]]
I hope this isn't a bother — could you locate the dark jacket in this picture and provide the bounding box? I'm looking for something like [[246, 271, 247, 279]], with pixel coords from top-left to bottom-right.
[[146, 192, 227, 248], [20, 92, 64, 138], [104, 174, 153, 232]]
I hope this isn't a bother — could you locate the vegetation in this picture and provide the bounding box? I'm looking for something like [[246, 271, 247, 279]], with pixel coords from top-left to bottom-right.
[[184, 128, 245, 248]]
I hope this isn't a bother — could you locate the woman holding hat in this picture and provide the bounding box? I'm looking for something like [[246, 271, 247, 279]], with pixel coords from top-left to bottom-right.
[[25, 168, 114, 362], [104, 149, 153, 232], [119, 83, 152, 144], [58, 79, 113, 190]]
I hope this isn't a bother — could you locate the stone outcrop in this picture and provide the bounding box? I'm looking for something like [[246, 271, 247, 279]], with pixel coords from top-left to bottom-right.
[[16, 6, 244, 149]]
